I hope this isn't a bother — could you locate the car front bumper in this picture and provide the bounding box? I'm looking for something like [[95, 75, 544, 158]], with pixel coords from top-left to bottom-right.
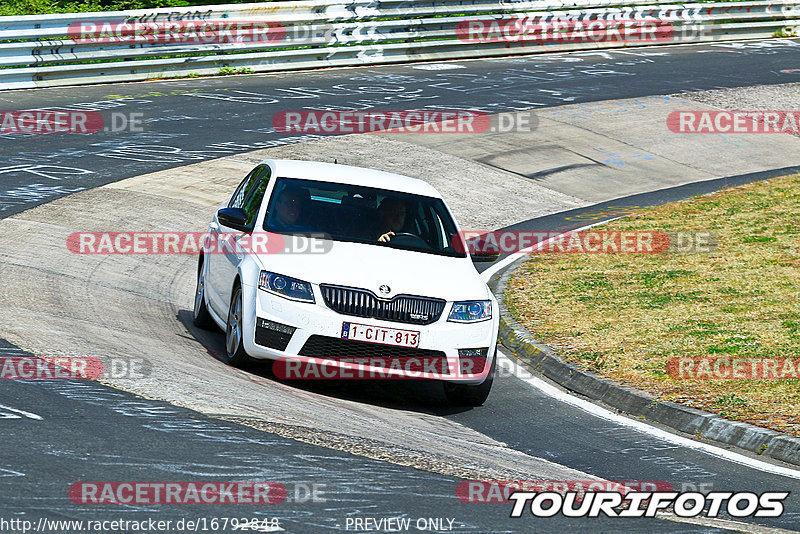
[[240, 281, 498, 384]]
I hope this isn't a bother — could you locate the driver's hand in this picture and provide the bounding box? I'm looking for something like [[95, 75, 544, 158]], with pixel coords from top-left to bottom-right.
[[378, 231, 395, 243]]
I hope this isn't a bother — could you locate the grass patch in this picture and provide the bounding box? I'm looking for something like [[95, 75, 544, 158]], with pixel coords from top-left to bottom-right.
[[217, 66, 254, 75], [505, 173, 800, 436]]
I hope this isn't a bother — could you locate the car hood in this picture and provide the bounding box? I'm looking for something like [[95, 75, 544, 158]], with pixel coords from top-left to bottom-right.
[[254, 240, 488, 302]]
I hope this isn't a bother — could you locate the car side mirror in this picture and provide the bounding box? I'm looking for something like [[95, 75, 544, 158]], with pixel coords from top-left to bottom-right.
[[471, 250, 501, 262], [217, 207, 252, 233], [469, 235, 500, 263]]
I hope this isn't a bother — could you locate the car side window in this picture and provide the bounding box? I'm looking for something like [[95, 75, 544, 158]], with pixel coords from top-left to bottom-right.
[[242, 166, 271, 226], [229, 165, 263, 209]]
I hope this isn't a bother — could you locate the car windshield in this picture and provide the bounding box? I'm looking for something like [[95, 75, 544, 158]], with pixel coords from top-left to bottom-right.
[[263, 177, 466, 258]]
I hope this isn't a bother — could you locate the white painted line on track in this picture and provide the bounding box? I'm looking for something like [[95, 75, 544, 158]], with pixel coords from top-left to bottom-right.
[[0, 403, 42, 420], [497, 351, 800, 480], [480, 218, 622, 282]]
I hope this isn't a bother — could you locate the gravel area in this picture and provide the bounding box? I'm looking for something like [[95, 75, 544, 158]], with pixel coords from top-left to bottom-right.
[[677, 82, 800, 110], [677, 82, 800, 137]]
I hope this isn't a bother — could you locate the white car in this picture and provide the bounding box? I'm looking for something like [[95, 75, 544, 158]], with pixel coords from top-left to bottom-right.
[[193, 159, 499, 405]]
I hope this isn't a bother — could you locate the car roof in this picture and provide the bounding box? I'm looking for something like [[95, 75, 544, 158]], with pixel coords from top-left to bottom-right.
[[262, 159, 442, 198]]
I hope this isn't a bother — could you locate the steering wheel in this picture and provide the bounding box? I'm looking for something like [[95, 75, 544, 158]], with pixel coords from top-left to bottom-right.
[[387, 232, 431, 249]]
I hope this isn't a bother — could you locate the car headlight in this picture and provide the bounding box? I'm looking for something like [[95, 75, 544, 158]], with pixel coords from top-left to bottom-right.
[[258, 271, 315, 303], [448, 300, 492, 323]]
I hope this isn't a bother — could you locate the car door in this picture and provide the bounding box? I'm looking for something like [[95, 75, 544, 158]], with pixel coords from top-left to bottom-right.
[[206, 165, 262, 315], [209, 164, 272, 318]]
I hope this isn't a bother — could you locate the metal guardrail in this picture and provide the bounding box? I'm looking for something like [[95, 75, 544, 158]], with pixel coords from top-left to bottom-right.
[[0, 0, 798, 90]]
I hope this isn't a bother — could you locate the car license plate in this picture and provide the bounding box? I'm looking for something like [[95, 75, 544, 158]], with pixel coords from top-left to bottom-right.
[[341, 322, 420, 348]]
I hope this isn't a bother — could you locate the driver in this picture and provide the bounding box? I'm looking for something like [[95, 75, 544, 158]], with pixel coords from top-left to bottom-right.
[[376, 197, 407, 242]]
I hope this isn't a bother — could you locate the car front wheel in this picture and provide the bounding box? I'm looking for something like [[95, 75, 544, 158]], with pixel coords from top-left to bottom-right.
[[192, 263, 215, 330], [225, 284, 249, 367], [443, 349, 496, 406]]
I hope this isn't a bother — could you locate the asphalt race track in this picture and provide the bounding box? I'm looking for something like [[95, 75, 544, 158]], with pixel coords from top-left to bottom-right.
[[2, 40, 800, 216], [2, 40, 800, 533]]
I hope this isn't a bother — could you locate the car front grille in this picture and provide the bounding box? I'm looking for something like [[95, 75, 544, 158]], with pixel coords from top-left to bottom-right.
[[319, 284, 446, 325], [299, 335, 449, 374]]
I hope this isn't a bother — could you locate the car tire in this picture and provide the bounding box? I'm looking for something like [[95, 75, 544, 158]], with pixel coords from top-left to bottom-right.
[[225, 283, 249, 367], [192, 261, 215, 330], [443, 349, 496, 406]]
